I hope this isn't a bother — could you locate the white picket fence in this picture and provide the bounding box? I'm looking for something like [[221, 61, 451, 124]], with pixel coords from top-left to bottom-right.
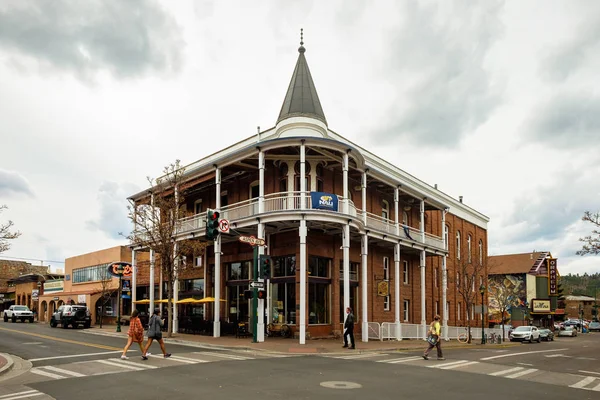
[[369, 323, 505, 341]]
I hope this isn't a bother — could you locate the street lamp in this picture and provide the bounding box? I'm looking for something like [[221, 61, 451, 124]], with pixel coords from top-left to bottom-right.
[[36, 281, 42, 321], [479, 285, 486, 344], [116, 264, 125, 333]]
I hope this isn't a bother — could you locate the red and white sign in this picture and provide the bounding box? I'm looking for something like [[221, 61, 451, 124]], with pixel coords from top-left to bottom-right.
[[218, 219, 230, 233], [238, 235, 265, 246]]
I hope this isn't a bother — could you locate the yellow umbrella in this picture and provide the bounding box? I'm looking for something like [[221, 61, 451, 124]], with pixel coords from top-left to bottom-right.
[[133, 299, 150, 304], [196, 297, 227, 304], [176, 298, 201, 304], [155, 299, 175, 304]]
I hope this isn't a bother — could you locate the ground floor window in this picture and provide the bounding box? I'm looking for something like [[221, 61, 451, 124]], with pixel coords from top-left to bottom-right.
[[271, 281, 296, 324], [403, 299, 410, 321], [339, 283, 358, 323], [309, 282, 330, 324], [227, 285, 249, 324]]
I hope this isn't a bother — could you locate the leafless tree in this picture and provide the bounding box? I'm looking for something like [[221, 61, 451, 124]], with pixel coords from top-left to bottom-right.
[[577, 211, 600, 256], [125, 160, 207, 337], [0, 205, 21, 254], [98, 266, 114, 329]]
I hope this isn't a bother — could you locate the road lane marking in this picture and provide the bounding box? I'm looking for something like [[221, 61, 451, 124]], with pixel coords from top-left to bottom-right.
[[377, 356, 422, 364], [0, 392, 44, 400], [570, 376, 596, 389], [516, 362, 534, 366], [30, 367, 67, 380], [41, 365, 85, 377], [29, 350, 123, 362], [0, 390, 38, 399], [591, 382, 600, 391], [149, 355, 203, 364], [428, 360, 470, 369], [480, 348, 567, 360], [96, 359, 143, 371], [110, 358, 157, 369], [489, 367, 524, 376], [579, 370, 600, 375], [0, 326, 121, 351], [438, 361, 479, 370], [193, 351, 253, 360], [505, 368, 538, 379], [21, 342, 43, 345], [334, 353, 386, 360]]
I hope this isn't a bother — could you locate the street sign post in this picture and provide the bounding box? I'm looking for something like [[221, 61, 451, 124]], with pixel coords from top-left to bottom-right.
[[250, 281, 264, 289], [218, 219, 230, 233], [237, 235, 266, 343]]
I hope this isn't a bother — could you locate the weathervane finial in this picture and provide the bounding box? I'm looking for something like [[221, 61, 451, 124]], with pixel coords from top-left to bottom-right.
[[298, 28, 305, 53]]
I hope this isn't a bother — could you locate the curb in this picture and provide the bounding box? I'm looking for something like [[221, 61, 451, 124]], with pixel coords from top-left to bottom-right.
[[0, 353, 14, 376]]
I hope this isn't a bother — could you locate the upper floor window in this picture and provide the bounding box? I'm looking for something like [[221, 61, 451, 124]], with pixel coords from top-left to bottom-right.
[[383, 257, 390, 281], [403, 260, 409, 284], [402, 211, 408, 225], [434, 268, 438, 287], [479, 240, 483, 265], [382, 200, 389, 221], [467, 235, 472, 263], [250, 181, 259, 199], [72, 264, 111, 284], [456, 231, 461, 260], [309, 256, 330, 278], [444, 225, 449, 250], [194, 199, 203, 215]]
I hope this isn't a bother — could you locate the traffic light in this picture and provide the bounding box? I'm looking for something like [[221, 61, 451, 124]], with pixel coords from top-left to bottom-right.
[[244, 290, 253, 299], [257, 289, 266, 300], [206, 209, 220, 240], [259, 254, 272, 279]]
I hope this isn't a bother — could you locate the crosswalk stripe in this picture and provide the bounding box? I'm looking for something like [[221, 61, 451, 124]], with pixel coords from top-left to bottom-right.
[[96, 359, 144, 371], [438, 361, 479, 370], [335, 353, 385, 360], [428, 360, 470, 369], [110, 358, 157, 369], [489, 367, 524, 376], [41, 365, 86, 377], [30, 368, 67, 380], [591, 382, 600, 391], [377, 356, 422, 364], [149, 355, 203, 364], [505, 368, 538, 379], [0, 392, 44, 400], [570, 376, 596, 389], [193, 351, 254, 360], [0, 390, 38, 399]]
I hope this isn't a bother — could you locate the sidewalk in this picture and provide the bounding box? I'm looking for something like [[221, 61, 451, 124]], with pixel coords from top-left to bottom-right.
[[0, 353, 14, 376], [84, 325, 517, 354]]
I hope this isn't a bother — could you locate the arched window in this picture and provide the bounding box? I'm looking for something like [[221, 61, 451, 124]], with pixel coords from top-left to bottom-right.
[[467, 235, 472, 263], [382, 200, 389, 220], [456, 231, 461, 260], [479, 240, 483, 265]]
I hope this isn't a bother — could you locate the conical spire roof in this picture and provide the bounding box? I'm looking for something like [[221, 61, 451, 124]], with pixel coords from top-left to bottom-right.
[[277, 31, 327, 126]]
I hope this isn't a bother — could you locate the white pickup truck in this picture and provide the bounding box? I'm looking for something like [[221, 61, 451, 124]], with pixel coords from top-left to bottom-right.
[[3, 305, 34, 323]]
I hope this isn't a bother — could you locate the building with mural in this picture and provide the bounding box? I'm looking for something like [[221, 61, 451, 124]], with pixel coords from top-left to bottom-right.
[[126, 38, 490, 344], [488, 251, 560, 328]]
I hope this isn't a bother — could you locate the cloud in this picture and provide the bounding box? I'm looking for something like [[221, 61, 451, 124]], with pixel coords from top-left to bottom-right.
[[0, 0, 184, 80], [86, 181, 138, 239], [372, 0, 505, 148], [0, 169, 34, 197], [524, 92, 600, 148]]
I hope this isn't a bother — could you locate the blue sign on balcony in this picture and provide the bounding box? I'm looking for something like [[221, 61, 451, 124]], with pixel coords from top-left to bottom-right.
[[310, 192, 339, 212]]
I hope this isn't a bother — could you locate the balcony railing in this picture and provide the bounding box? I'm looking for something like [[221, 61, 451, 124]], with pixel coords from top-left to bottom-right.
[[174, 191, 444, 250]]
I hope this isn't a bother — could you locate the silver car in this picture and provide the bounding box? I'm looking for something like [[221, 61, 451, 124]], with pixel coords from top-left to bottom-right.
[[509, 326, 541, 343]]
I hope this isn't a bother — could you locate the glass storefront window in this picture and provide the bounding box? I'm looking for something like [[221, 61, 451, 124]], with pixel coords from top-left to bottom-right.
[[338, 261, 359, 281], [339, 284, 359, 323], [227, 261, 251, 281], [309, 256, 330, 277], [271, 282, 296, 324], [309, 282, 330, 324], [181, 279, 204, 293], [228, 285, 249, 323], [273, 255, 296, 277]]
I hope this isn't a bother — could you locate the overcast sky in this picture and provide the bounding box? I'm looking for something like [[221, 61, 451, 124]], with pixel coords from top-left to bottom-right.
[[1, 1, 599, 276]]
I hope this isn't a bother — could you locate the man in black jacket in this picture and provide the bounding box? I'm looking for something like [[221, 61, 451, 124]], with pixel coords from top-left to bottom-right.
[[343, 307, 355, 349]]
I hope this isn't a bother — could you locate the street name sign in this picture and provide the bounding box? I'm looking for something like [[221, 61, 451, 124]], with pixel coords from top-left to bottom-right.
[[238, 235, 266, 246]]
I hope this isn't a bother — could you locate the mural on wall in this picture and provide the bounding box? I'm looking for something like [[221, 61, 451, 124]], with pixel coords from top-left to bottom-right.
[[488, 274, 526, 322]]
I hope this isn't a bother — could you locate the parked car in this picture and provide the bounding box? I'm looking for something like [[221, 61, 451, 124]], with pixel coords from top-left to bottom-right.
[[558, 326, 578, 337], [3, 305, 34, 323], [588, 321, 600, 332], [50, 305, 91, 329], [538, 328, 554, 341], [509, 326, 541, 343]]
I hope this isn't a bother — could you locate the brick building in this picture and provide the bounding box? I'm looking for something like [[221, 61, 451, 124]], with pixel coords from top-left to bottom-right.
[[0, 260, 50, 312], [127, 40, 489, 344]]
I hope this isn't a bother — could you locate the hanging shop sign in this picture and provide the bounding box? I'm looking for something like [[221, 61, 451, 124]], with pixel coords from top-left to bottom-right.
[[532, 299, 551, 313], [107, 262, 133, 278], [548, 258, 558, 296], [377, 281, 389, 297], [310, 192, 339, 212]]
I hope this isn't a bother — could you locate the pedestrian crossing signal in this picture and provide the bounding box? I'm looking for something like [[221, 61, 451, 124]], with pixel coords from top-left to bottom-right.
[[257, 289, 266, 300], [259, 254, 272, 279]]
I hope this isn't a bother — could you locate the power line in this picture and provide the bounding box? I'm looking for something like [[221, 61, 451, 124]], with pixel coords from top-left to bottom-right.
[[0, 255, 65, 264]]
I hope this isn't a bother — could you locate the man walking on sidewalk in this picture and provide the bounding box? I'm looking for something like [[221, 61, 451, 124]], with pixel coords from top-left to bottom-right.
[[343, 307, 355, 349]]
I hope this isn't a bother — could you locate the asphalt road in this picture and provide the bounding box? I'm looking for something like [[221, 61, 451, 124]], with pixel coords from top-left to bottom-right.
[[1, 322, 599, 400]]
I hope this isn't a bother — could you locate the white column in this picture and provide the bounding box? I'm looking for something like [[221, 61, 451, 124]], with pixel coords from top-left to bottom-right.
[[420, 199, 425, 243], [343, 224, 350, 312], [213, 167, 222, 337], [420, 250, 427, 338], [343, 151, 349, 214], [362, 171, 367, 225], [257, 222, 265, 342], [149, 249, 155, 314], [361, 234, 368, 342], [173, 242, 179, 334], [203, 250, 207, 318], [300, 141, 306, 209], [299, 218, 307, 344], [131, 249, 136, 313], [395, 243, 401, 340], [159, 270, 163, 301], [442, 208, 449, 340], [394, 188, 400, 236]]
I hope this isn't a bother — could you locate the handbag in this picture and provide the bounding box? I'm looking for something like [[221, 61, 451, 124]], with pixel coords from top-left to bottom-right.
[[427, 334, 438, 345]]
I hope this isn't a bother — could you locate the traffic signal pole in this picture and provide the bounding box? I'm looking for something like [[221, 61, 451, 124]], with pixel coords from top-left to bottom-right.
[[252, 246, 258, 343]]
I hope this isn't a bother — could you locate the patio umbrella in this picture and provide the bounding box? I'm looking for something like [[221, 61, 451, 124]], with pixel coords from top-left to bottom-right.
[[133, 299, 151, 304], [155, 299, 175, 304], [196, 297, 227, 304], [176, 298, 201, 304]]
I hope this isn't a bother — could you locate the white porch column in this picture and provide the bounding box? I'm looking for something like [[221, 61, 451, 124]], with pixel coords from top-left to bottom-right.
[[213, 167, 222, 337], [257, 149, 265, 342], [361, 234, 368, 342], [395, 243, 401, 340], [420, 198, 426, 338], [394, 188, 400, 236], [420, 199, 426, 243], [299, 218, 307, 344], [362, 171, 367, 225], [343, 151, 349, 214], [131, 249, 136, 313], [442, 208, 449, 340], [173, 242, 179, 334], [149, 249, 155, 314], [343, 224, 350, 313], [300, 141, 306, 209]]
